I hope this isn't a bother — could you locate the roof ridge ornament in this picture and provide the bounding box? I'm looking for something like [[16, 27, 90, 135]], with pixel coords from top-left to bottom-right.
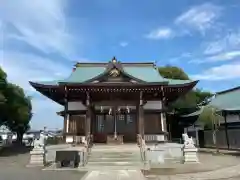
[[109, 68, 120, 77], [112, 56, 117, 63]]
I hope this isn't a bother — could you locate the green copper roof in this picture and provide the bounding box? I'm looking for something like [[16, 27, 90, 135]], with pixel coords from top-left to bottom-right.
[[180, 108, 203, 117], [60, 67, 106, 83], [30, 63, 197, 86], [209, 87, 240, 111], [165, 78, 194, 85], [59, 65, 168, 83], [32, 80, 58, 86], [123, 66, 166, 83]]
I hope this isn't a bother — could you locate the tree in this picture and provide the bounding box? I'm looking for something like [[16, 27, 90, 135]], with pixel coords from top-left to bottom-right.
[[198, 105, 223, 152], [158, 66, 189, 80], [0, 67, 7, 124], [158, 65, 212, 113], [0, 67, 32, 143], [5, 83, 32, 142]]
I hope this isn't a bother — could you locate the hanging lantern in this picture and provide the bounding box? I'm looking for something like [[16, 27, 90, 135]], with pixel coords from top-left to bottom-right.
[[109, 108, 112, 115], [126, 106, 130, 113]]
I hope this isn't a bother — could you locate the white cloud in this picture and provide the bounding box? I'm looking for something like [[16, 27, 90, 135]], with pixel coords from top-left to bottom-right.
[[168, 52, 192, 64], [191, 63, 240, 80], [207, 51, 240, 61], [0, 0, 74, 57], [175, 3, 221, 34], [204, 30, 240, 55], [0, 0, 82, 130], [146, 27, 174, 40], [189, 51, 240, 64], [0, 50, 71, 93], [119, 41, 129, 47], [0, 50, 69, 130], [145, 3, 221, 40]]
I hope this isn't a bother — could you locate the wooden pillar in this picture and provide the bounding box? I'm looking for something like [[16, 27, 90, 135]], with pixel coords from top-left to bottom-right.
[[160, 87, 167, 133], [160, 86, 168, 141], [138, 91, 144, 138], [85, 92, 91, 137], [64, 86, 69, 133], [113, 106, 117, 138], [91, 106, 95, 135], [136, 105, 139, 135]]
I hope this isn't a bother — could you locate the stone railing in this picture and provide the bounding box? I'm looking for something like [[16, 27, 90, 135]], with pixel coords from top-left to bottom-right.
[[82, 134, 93, 166], [137, 134, 147, 162]]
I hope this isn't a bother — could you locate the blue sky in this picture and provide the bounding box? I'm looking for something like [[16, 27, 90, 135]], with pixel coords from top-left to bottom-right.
[[1, 0, 240, 130]]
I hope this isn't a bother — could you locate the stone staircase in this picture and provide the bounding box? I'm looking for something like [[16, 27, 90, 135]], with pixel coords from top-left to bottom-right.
[[82, 144, 145, 170], [106, 135, 123, 144]]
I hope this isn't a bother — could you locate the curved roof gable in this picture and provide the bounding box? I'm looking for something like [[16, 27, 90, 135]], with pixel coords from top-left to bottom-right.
[[59, 57, 168, 84], [29, 57, 197, 86], [59, 66, 106, 83], [123, 66, 166, 83]]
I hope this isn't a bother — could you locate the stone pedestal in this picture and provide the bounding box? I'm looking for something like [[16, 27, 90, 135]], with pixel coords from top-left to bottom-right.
[[182, 133, 199, 164], [27, 147, 46, 167], [183, 147, 199, 163]]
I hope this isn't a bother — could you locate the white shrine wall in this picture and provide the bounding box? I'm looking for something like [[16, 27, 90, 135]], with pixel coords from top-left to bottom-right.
[[225, 114, 240, 123], [68, 101, 86, 110], [67, 100, 163, 110], [143, 101, 162, 110]]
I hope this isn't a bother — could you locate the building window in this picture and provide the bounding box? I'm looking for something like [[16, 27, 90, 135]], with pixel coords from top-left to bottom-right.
[[126, 114, 133, 124], [118, 115, 125, 121], [96, 115, 104, 132]]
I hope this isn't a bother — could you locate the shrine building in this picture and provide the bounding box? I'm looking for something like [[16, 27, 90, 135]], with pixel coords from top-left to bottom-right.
[[29, 57, 198, 144]]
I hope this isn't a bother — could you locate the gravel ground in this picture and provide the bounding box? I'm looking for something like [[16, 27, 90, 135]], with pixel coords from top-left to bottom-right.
[[0, 145, 87, 180], [1, 145, 240, 180]]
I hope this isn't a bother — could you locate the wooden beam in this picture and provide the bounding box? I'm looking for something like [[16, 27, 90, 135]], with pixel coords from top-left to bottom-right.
[[92, 100, 137, 106]]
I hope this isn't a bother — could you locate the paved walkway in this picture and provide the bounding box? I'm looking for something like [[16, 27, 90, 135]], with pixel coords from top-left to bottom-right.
[[146, 163, 240, 180], [199, 148, 240, 155], [82, 170, 145, 180]]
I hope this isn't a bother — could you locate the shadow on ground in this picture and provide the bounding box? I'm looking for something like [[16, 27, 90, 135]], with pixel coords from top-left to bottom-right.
[[0, 144, 32, 157], [200, 150, 240, 157]]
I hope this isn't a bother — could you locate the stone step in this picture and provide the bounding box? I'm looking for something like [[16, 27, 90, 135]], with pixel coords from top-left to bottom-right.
[[89, 154, 139, 158], [87, 161, 143, 166], [90, 152, 136, 155], [88, 157, 141, 162], [81, 165, 144, 171], [89, 156, 140, 160]]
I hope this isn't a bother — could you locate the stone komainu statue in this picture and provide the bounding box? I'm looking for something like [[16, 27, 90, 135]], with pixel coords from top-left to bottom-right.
[[182, 133, 195, 148], [33, 132, 46, 149]]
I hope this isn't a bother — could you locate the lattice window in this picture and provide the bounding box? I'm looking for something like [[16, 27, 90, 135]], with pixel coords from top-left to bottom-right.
[[126, 114, 133, 124], [96, 115, 104, 132], [118, 114, 125, 121]]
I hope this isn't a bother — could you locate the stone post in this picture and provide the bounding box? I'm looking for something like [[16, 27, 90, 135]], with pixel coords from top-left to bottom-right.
[[27, 133, 47, 167], [182, 134, 199, 164]]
